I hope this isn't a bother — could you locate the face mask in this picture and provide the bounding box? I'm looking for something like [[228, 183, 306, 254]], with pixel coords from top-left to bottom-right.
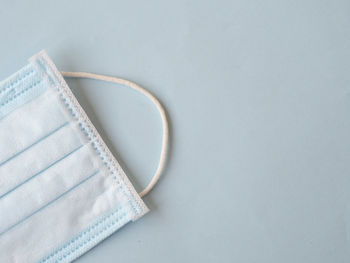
[[0, 50, 168, 263]]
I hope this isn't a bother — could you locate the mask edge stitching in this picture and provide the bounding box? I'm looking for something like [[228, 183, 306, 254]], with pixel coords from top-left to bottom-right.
[[0, 67, 35, 95], [57, 212, 129, 262], [39, 206, 127, 263], [0, 79, 43, 107], [32, 52, 148, 219]]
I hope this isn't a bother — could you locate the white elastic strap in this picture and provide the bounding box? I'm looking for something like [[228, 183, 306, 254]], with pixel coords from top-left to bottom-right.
[[61, 71, 169, 198]]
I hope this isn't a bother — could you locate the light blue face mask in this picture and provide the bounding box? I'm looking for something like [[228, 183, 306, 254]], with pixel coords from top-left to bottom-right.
[[0, 50, 168, 263]]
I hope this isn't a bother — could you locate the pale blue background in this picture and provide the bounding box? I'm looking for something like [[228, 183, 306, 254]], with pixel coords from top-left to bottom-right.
[[0, 0, 350, 262]]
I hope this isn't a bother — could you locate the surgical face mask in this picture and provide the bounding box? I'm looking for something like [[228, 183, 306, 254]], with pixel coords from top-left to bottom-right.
[[0, 50, 168, 263]]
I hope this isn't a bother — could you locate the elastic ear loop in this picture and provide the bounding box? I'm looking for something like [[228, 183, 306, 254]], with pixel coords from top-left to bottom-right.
[[61, 71, 169, 198]]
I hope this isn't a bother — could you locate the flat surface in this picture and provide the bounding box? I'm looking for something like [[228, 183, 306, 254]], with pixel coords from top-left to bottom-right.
[[0, 1, 349, 262]]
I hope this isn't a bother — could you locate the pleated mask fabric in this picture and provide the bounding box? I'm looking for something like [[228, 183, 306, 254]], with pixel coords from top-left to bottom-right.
[[0, 50, 165, 263]]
